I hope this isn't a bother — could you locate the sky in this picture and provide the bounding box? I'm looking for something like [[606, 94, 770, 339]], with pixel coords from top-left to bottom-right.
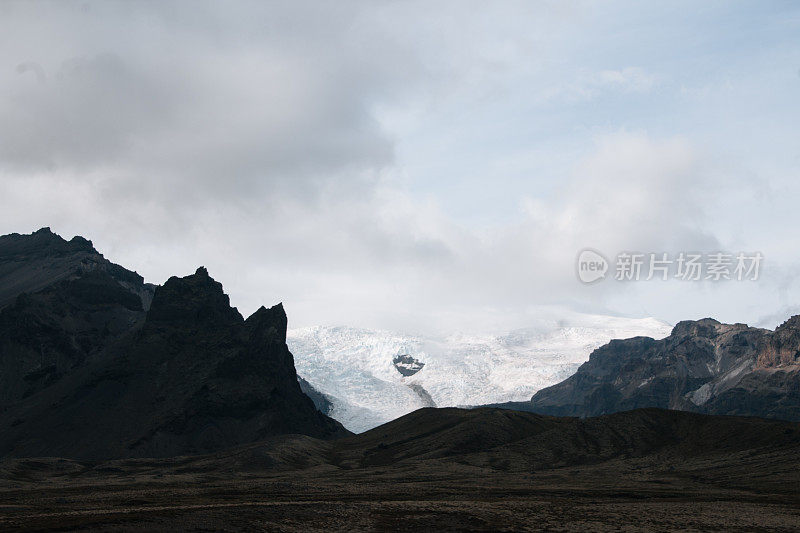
[[1, 1, 799, 334]]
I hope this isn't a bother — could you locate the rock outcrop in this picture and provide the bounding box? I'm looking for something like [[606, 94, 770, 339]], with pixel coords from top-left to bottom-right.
[[393, 354, 424, 377]]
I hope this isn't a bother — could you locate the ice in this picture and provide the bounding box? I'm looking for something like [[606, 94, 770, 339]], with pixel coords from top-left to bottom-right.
[[288, 315, 672, 432]]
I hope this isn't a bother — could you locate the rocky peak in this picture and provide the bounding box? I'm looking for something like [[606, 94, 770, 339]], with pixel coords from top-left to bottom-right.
[[245, 303, 288, 345], [146, 267, 243, 327], [670, 318, 722, 339], [775, 315, 800, 334], [0, 228, 152, 311], [586, 336, 657, 367], [0, 227, 98, 259]]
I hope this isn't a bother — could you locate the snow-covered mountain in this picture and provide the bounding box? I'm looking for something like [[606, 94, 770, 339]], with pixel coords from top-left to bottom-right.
[[288, 315, 672, 432]]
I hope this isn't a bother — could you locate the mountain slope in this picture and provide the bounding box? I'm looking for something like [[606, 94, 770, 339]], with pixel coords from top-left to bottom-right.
[[509, 317, 800, 420], [332, 406, 800, 471]]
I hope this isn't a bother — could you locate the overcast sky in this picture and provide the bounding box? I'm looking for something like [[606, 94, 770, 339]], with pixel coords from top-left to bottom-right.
[[1, 1, 799, 334]]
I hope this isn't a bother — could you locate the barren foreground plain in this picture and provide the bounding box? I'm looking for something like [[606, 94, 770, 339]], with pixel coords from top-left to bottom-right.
[[1, 408, 799, 531]]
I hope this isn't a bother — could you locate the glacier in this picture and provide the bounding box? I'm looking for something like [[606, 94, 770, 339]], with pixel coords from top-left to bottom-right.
[[288, 314, 672, 433]]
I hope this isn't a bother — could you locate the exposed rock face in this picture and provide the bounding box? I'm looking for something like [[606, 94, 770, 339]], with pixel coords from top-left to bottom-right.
[[393, 354, 424, 377], [0, 229, 348, 460], [757, 315, 800, 368], [518, 317, 800, 421], [406, 383, 436, 407], [298, 376, 335, 416]]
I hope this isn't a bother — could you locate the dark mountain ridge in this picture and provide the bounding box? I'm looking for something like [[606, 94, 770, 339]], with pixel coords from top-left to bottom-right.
[[0, 229, 347, 460]]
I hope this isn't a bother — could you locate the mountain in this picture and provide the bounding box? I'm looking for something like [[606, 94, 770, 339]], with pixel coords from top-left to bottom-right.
[[0, 227, 156, 406], [2, 407, 799, 530], [0, 229, 347, 460], [503, 317, 800, 421], [288, 318, 672, 432]]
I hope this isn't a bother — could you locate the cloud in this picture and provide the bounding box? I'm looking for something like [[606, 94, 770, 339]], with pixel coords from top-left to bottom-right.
[[432, 133, 719, 308], [0, 129, 713, 334], [0, 1, 415, 206], [1, 1, 798, 334]]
